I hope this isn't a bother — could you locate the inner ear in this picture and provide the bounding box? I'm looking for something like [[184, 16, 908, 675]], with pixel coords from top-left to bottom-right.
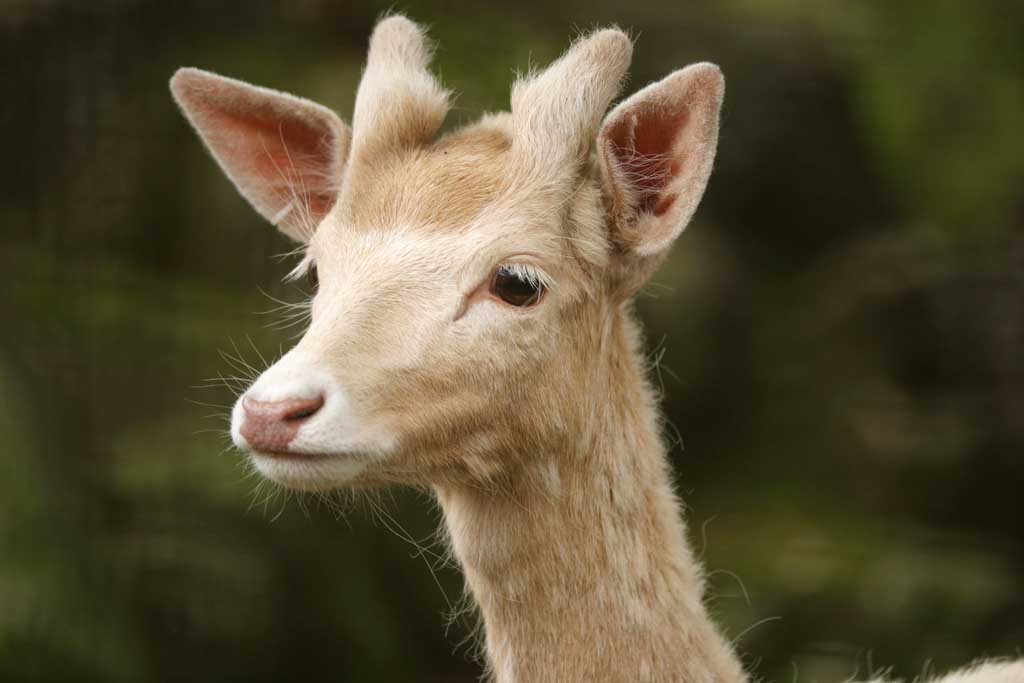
[[220, 110, 339, 221], [599, 63, 724, 262], [604, 104, 690, 218], [170, 67, 350, 243]]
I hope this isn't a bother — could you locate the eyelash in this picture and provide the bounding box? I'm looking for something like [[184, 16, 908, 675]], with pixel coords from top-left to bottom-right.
[[495, 262, 549, 289], [286, 254, 314, 281]]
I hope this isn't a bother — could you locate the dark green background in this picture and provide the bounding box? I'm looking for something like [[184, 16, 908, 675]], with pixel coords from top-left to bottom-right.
[[2, 1, 1022, 681]]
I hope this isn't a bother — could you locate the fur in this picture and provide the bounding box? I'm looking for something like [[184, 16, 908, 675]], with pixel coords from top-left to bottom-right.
[[170, 15, 1023, 683]]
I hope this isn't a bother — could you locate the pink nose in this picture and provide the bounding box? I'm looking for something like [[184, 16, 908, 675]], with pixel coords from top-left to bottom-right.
[[240, 395, 324, 452]]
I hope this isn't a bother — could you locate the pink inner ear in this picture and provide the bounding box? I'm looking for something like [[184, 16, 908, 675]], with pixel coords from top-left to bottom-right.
[[211, 108, 338, 217], [604, 105, 689, 217]]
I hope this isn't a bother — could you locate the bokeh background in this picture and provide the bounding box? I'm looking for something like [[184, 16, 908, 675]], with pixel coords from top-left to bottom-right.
[[2, 1, 1023, 681]]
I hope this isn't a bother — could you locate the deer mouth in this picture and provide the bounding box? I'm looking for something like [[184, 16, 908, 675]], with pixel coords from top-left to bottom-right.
[[247, 447, 371, 491], [250, 449, 330, 461]]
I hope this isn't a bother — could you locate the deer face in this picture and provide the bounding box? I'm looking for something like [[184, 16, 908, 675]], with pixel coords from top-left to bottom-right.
[[171, 16, 723, 491], [232, 132, 598, 491]]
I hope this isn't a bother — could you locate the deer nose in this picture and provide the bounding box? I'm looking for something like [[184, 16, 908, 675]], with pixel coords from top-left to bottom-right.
[[239, 394, 325, 452]]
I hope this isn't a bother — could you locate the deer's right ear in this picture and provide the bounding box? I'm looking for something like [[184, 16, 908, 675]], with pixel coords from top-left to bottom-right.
[[598, 63, 724, 297], [170, 68, 350, 243]]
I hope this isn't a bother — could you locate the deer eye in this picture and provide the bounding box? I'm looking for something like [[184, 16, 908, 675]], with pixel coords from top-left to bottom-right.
[[307, 262, 319, 292], [490, 265, 546, 307]]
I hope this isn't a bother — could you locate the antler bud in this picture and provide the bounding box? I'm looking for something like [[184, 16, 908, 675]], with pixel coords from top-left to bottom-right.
[[511, 29, 633, 176], [350, 15, 450, 156]]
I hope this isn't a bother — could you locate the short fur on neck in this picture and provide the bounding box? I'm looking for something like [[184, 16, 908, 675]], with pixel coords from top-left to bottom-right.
[[435, 301, 746, 682]]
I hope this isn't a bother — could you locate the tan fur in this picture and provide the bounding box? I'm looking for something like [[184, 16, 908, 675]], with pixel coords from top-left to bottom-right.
[[337, 122, 513, 236], [171, 15, 1023, 683], [434, 306, 745, 682]]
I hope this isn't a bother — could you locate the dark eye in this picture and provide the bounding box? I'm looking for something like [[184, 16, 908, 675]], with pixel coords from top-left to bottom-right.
[[490, 265, 546, 307], [306, 262, 319, 292]]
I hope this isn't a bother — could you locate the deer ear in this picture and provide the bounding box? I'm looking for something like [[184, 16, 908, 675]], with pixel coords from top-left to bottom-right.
[[598, 63, 724, 295], [170, 68, 350, 243]]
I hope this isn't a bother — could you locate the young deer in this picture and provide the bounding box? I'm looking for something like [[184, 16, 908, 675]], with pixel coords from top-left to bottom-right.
[[171, 16, 1023, 683]]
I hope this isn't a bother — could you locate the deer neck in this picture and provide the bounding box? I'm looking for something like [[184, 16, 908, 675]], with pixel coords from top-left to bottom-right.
[[434, 308, 747, 683]]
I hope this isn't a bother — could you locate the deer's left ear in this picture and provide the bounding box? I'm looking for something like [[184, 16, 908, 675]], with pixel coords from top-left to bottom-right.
[[598, 63, 724, 296]]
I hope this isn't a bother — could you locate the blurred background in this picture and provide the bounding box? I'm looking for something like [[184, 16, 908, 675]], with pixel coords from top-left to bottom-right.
[[2, 0, 1022, 681]]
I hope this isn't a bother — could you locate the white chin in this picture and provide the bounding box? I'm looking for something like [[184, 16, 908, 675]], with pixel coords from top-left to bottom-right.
[[249, 452, 368, 491]]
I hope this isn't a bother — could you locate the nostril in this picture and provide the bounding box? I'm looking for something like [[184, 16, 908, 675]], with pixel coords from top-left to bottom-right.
[[286, 406, 316, 421], [241, 395, 325, 425], [240, 394, 325, 452], [283, 395, 325, 422]]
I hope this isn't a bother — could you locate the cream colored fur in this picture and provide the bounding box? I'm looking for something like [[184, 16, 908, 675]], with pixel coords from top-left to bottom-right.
[[170, 15, 1023, 683]]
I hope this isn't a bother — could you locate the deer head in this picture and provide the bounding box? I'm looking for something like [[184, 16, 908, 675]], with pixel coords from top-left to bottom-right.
[[171, 15, 724, 491]]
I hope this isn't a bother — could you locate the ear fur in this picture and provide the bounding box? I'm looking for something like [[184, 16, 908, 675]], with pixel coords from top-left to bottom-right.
[[598, 62, 724, 295], [170, 67, 350, 242]]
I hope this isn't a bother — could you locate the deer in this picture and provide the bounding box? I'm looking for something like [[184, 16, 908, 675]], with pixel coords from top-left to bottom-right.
[[170, 15, 1024, 683]]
